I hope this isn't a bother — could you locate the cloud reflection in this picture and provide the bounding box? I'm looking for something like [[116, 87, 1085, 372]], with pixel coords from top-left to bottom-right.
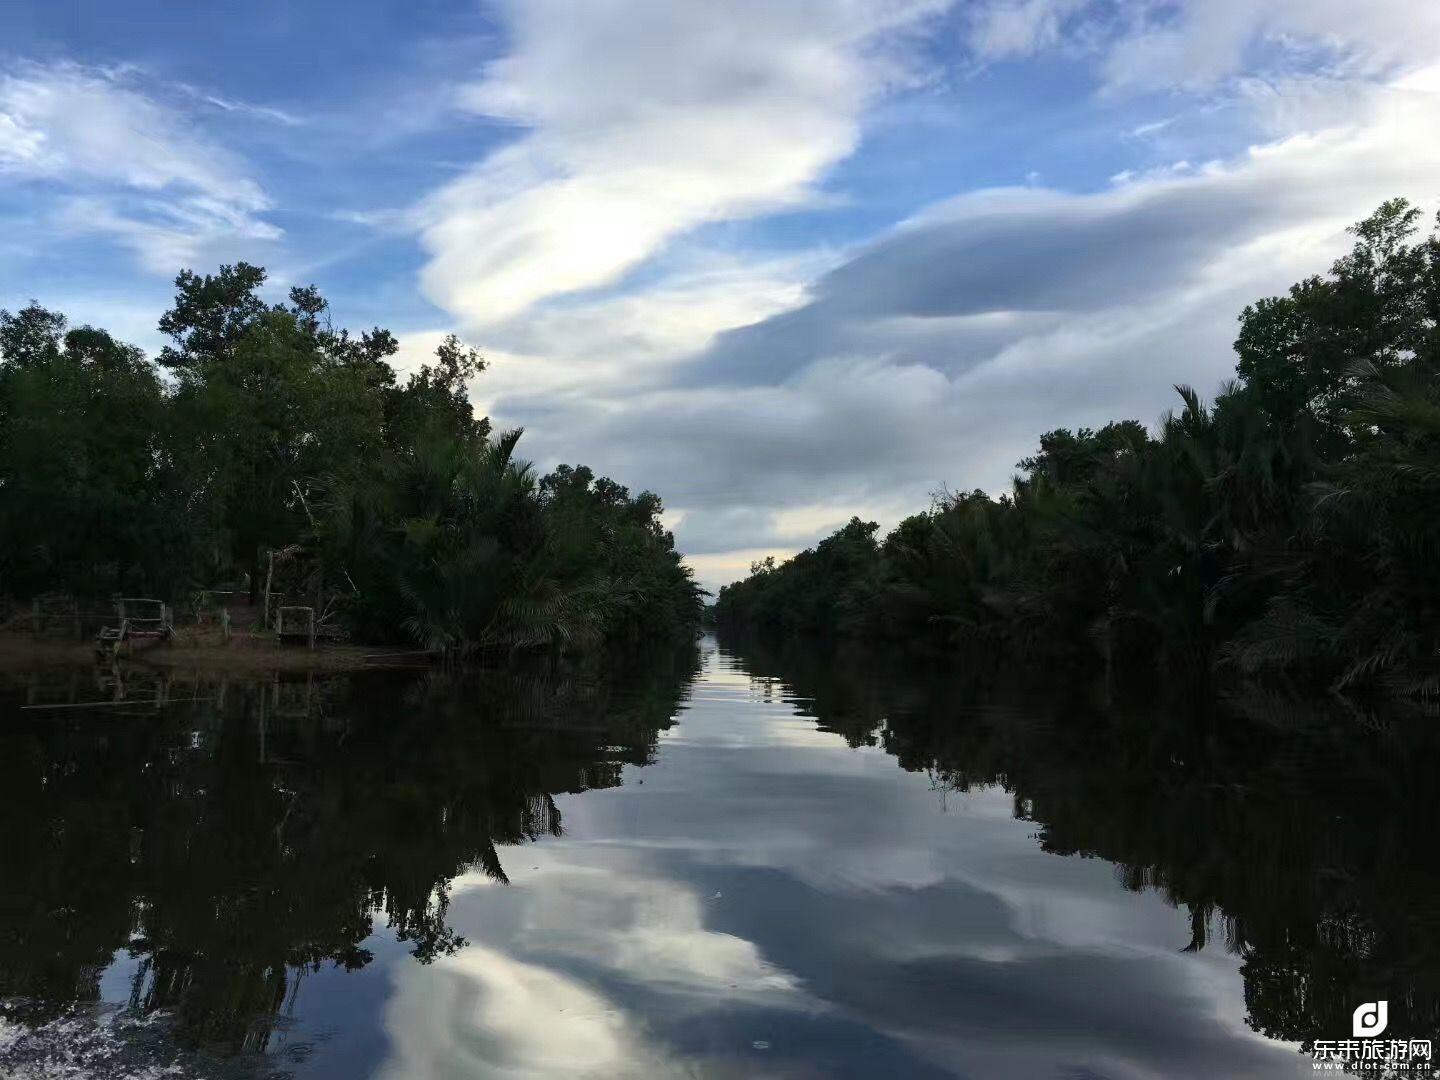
[[375, 641, 1311, 1079]]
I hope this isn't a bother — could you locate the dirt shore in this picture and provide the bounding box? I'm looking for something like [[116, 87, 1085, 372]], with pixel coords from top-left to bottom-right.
[[0, 628, 433, 674]]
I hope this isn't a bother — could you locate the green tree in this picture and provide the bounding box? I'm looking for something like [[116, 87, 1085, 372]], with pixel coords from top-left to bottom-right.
[[159, 267, 386, 602], [0, 305, 169, 597], [719, 200, 1440, 695]]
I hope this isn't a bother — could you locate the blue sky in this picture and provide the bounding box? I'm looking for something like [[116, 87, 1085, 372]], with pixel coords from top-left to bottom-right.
[[3, 1, 1439, 590]]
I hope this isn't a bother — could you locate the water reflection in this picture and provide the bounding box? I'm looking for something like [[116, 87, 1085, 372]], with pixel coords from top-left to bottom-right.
[[0, 648, 698, 1065], [1, 637, 1437, 1078], [726, 632, 1440, 1072]]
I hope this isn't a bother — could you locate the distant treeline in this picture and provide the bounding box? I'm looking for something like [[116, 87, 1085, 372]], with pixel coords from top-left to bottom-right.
[[0, 264, 702, 651], [716, 200, 1440, 695]]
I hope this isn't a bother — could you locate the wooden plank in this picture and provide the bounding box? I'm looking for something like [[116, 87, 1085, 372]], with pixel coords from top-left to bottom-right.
[[21, 697, 214, 711]]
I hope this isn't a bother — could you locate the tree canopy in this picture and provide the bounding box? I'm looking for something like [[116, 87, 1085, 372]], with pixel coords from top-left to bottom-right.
[[0, 264, 703, 652], [716, 200, 1440, 696]]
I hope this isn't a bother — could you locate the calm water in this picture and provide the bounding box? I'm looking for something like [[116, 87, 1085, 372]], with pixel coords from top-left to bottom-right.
[[2, 635, 1438, 1079]]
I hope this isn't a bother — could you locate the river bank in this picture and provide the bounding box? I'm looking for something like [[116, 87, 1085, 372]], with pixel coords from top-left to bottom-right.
[[0, 628, 433, 674]]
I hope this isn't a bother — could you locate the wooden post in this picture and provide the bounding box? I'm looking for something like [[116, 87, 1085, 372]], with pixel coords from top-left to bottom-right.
[[220, 607, 232, 642], [263, 551, 275, 631], [31, 599, 39, 636]]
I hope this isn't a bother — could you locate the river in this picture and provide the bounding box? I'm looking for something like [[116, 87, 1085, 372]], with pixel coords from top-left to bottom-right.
[[1, 635, 1436, 1079]]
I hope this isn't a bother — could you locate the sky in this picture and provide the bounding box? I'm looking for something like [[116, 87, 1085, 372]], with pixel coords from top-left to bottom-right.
[[2, 1, 1439, 593]]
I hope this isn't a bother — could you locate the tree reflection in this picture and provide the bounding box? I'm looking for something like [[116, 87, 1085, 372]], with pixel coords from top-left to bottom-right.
[[722, 631, 1440, 1068], [0, 645, 697, 1054]]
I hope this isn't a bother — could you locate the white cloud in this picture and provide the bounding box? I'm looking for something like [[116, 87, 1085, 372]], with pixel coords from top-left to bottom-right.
[[0, 62, 264, 204], [378, 864, 806, 1080], [195, 92, 303, 128], [966, 0, 1090, 59], [390, 1, 1440, 594], [379, 943, 681, 1080], [414, 0, 951, 329], [0, 61, 278, 271], [13, 4, 1430, 593], [460, 250, 823, 429], [472, 67, 1440, 592], [1099, 0, 1440, 91], [515, 865, 802, 998], [53, 194, 280, 274], [969, 1, 1440, 89]]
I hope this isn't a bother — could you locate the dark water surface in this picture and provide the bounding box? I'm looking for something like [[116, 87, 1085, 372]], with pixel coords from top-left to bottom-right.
[[2, 635, 1438, 1079]]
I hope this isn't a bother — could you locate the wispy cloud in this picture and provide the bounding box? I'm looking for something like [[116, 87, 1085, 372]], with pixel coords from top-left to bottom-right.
[[967, 0, 1440, 87], [197, 92, 304, 127], [484, 68, 1440, 589], [1103, 0, 1440, 91], [8, 2, 1440, 591], [0, 60, 279, 271], [413, 0, 952, 330], [965, 0, 1091, 59]]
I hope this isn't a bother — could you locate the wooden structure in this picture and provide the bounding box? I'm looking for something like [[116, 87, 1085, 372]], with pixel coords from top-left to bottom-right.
[[96, 597, 174, 657], [275, 605, 316, 648]]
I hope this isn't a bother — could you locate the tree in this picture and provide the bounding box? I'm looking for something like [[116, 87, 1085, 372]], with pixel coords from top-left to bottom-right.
[[384, 334, 490, 452], [0, 306, 168, 597], [1235, 199, 1433, 449], [160, 270, 385, 602], [718, 200, 1440, 695]]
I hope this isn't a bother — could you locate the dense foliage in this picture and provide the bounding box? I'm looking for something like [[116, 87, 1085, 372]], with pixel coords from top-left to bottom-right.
[[0, 264, 702, 651], [717, 200, 1440, 694]]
